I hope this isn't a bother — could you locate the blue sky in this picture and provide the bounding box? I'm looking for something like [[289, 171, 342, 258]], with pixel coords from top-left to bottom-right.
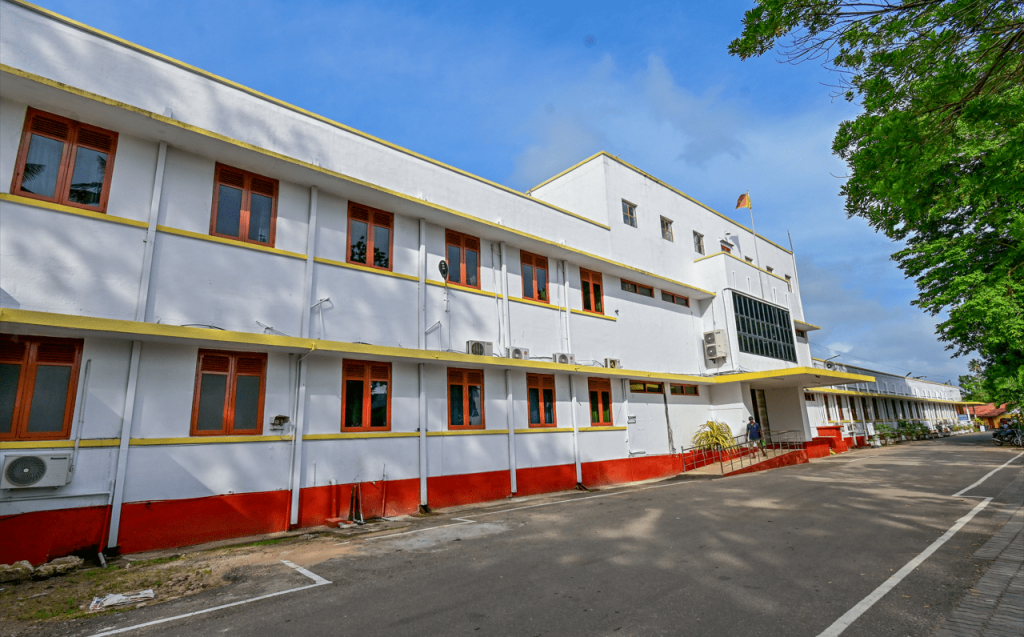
[[39, 0, 970, 383]]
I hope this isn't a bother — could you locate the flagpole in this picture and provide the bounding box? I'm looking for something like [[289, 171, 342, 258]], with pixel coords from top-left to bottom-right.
[[747, 190, 766, 300]]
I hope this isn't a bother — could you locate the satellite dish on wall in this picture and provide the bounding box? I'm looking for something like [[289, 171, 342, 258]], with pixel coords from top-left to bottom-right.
[[438, 260, 449, 280]]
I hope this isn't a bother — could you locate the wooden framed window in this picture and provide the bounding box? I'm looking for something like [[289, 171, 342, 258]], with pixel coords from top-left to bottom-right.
[[445, 231, 481, 289], [526, 374, 556, 427], [210, 163, 278, 246], [804, 392, 815, 401], [342, 360, 392, 431], [660, 217, 674, 241], [630, 381, 663, 394], [661, 291, 689, 307], [448, 368, 485, 429], [850, 397, 860, 421], [580, 269, 604, 315], [671, 384, 699, 396], [588, 378, 613, 426], [796, 329, 807, 338], [0, 335, 83, 441], [190, 350, 267, 436], [11, 108, 118, 212], [520, 251, 549, 303], [693, 231, 705, 255], [837, 396, 846, 420], [720, 243, 732, 254], [621, 279, 654, 298], [621, 200, 637, 227], [347, 202, 394, 270]]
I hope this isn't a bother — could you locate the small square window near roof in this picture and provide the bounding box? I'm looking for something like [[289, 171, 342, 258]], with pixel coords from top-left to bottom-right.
[[660, 217, 673, 241], [622, 200, 637, 227]]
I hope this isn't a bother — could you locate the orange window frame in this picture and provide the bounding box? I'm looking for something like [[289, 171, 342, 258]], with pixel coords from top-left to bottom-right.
[[209, 163, 279, 247], [630, 381, 663, 394], [850, 397, 860, 421], [720, 244, 732, 254], [621, 200, 637, 227], [445, 231, 482, 290], [0, 335, 83, 441], [671, 384, 699, 396], [526, 373, 557, 427], [661, 291, 690, 307], [189, 350, 267, 436], [448, 368, 485, 430], [805, 392, 815, 401], [341, 360, 392, 431], [580, 268, 605, 315], [520, 251, 550, 303], [621, 279, 654, 298], [347, 202, 394, 271], [588, 378, 613, 426], [837, 396, 846, 420], [11, 108, 119, 213]]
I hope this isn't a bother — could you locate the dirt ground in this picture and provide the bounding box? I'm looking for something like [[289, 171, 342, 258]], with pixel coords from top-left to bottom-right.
[[0, 526, 382, 637]]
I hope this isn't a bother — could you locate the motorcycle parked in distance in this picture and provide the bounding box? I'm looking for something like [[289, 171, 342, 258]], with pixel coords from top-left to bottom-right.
[[992, 427, 1024, 447]]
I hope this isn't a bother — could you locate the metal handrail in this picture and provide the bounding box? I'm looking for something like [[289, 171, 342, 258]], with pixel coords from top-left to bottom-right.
[[679, 430, 806, 475]]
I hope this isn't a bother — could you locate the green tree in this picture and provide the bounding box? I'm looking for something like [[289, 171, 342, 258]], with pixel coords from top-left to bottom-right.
[[729, 1, 1024, 406]]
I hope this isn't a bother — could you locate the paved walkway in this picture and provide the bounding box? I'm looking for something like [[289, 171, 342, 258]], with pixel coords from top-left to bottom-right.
[[933, 502, 1024, 637]]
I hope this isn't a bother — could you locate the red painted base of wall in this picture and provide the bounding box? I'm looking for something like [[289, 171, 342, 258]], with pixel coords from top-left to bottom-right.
[[806, 439, 832, 459], [725, 450, 809, 476], [1, 448, 805, 564], [0, 506, 110, 565]]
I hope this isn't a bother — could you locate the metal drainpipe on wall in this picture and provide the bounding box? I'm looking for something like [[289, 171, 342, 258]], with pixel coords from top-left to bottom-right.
[[499, 242, 517, 494], [107, 140, 168, 551], [569, 375, 582, 485], [500, 242, 513, 354], [288, 186, 319, 527], [418, 219, 428, 508], [562, 260, 573, 354]]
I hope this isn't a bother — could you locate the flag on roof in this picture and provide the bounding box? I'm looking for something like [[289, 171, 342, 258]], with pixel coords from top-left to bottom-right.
[[736, 193, 752, 209]]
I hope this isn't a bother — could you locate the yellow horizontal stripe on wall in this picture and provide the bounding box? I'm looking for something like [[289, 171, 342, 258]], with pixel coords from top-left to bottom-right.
[[579, 426, 628, 432], [509, 297, 563, 312], [516, 427, 575, 434], [425, 280, 501, 299], [426, 430, 508, 436], [0, 438, 120, 449], [570, 309, 617, 321], [0, 64, 716, 300], [693, 251, 792, 286], [0, 193, 148, 228], [156, 225, 306, 260], [304, 432, 419, 440], [129, 435, 292, 446], [810, 387, 960, 404], [313, 257, 420, 282]]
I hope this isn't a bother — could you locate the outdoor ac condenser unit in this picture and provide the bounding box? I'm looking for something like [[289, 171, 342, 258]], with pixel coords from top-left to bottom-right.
[[2, 453, 73, 489], [507, 347, 529, 360], [552, 353, 576, 365], [703, 330, 728, 360], [605, 358, 622, 369], [466, 341, 494, 356]]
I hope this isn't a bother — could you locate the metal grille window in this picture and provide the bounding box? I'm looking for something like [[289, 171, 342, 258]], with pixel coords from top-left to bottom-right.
[[732, 292, 796, 363]]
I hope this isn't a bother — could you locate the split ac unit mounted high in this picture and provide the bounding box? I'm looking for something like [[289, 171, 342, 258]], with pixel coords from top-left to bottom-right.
[[552, 353, 576, 365], [466, 341, 494, 357], [2, 454, 73, 489], [605, 358, 622, 369], [507, 347, 530, 360], [703, 330, 728, 360]]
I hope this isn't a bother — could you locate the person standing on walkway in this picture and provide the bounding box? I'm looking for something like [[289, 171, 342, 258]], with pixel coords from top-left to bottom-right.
[[747, 416, 767, 457]]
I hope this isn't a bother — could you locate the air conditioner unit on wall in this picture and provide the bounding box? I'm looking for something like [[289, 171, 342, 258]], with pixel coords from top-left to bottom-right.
[[605, 358, 622, 369], [704, 330, 728, 360], [466, 341, 494, 356], [507, 347, 529, 360], [552, 353, 576, 365], [2, 453, 73, 489]]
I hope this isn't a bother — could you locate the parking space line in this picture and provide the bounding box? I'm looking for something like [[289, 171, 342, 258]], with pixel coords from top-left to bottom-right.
[[88, 560, 331, 637], [951, 452, 1023, 497], [816, 497, 993, 637]]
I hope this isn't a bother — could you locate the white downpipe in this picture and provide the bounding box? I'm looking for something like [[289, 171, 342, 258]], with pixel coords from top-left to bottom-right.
[[569, 375, 582, 484], [300, 186, 318, 338], [289, 351, 310, 526], [562, 260, 573, 354], [107, 341, 142, 548], [135, 141, 167, 322], [499, 242, 512, 351], [418, 219, 428, 507], [505, 369, 517, 494], [69, 359, 91, 477]]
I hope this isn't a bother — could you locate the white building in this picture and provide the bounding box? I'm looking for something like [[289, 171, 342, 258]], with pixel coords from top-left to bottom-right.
[[0, 0, 962, 564]]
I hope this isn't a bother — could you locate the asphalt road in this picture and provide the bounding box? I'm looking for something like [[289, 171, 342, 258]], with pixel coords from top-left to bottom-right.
[[43, 433, 1024, 637]]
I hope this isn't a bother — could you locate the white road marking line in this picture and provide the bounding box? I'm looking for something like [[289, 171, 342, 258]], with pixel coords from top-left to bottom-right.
[[816, 497, 993, 637], [87, 561, 330, 637], [952, 452, 1023, 497], [359, 518, 475, 542], [839, 455, 876, 463]]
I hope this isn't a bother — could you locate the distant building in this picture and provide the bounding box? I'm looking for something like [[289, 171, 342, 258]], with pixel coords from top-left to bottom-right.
[[0, 0, 966, 563]]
